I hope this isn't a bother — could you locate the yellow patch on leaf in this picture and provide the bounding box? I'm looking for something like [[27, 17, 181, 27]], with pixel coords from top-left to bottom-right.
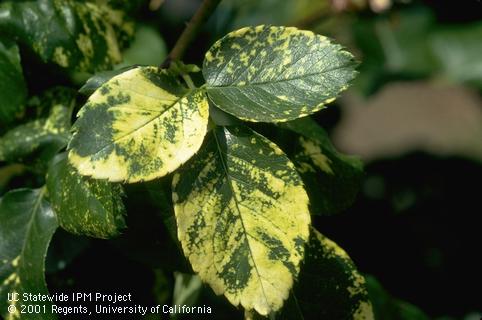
[[173, 127, 310, 315], [203, 25, 357, 122], [68, 66, 209, 183], [299, 137, 334, 174]]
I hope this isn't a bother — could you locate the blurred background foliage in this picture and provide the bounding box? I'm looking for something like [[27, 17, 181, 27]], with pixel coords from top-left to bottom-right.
[[1, 0, 481, 319]]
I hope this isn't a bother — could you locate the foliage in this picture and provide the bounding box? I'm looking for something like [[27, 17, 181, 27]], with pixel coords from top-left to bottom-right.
[[351, 5, 482, 95], [0, 189, 58, 320], [0, 1, 376, 319]]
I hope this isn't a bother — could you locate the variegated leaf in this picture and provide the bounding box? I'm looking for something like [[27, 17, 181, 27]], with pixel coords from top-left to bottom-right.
[[68, 66, 209, 183], [203, 25, 357, 122], [279, 117, 364, 215], [0, 189, 58, 320], [172, 126, 311, 315], [0, 0, 134, 72], [0, 88, 76, 163], [278, 228, 374, 320], [47, 153, 125, 239]]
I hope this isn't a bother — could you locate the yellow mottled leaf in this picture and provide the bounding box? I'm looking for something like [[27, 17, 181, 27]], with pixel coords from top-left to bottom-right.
[[173, 126, 310, 315], [278, 227, 374, 320], [0, 0, 134, 72], [0, 189, 58, 319], [0, 87, 76, 163], [68, 66, 209, 183], [47, 153, 126, 239], [203, 25, 357, 122]]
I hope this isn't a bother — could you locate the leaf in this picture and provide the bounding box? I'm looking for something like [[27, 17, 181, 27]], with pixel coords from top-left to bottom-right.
[[0, 0, 134, 72], [77, 24, 167, 90], [209, 105, 244, 127], [47, 153, 126, 238], [0, 37, 27, 127], [203, 25, 357, 122], [349, 8, 435, 95], [278, 228, 374, 320], [280, 117, 364, 215], [172, 126, 311, 315], [172, 273, 203, 309], [430, 22, 482, 88], [0, 88, 76, 163], [68, 66, 209, 183], [0, 189, 58, 320]]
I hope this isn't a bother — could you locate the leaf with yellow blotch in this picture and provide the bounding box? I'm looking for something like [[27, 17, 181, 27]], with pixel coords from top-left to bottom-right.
[[0, 189, 58, 320], [0, 87, 76, 164], [68, 66, 209, 183], [278, 227, 374, 320], [279, 117, 364, 216], [0, 0, 134, 72], [203, 25, 357, 122], [47, 153, 126, 239], [172, 126, 310, 315]]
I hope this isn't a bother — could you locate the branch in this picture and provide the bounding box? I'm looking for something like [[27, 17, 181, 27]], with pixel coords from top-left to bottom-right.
[[161, 0, 222, 68]]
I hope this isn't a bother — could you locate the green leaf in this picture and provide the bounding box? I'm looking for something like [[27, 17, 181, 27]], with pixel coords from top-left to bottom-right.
[[0, 0, 134, 72], [47, 153, 125, 239], [68, 66, 209, 183], [351, 7, 439, 95], [0, 88, 76, 163], [203, 25, 357, 122], [0, 188, 58, 320], [278, 228, 374, 320], [430, 22, 482, 88], [172, 126, 311, 315], [0, 37, 27, 127], [280, 117, 364, 215], [209, 105, 244, 127]]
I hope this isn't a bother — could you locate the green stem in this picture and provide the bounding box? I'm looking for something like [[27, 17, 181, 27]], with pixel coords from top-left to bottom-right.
[[181, 73, 196, 89], [161, 0, 222, 68]]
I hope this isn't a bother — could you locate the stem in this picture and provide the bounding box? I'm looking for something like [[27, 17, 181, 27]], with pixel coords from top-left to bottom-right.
[[181, 73, 196, 89], [161, 0, 222, 68]]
